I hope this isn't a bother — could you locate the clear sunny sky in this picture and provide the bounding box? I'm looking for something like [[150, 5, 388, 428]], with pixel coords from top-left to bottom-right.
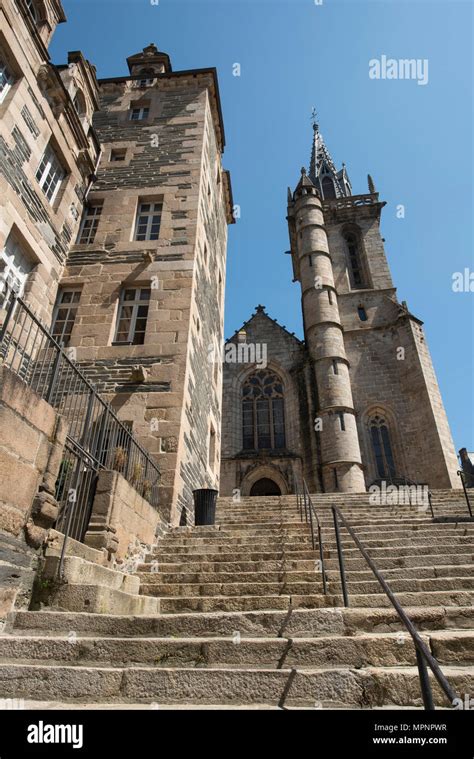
[[50, 0, 473, 453]]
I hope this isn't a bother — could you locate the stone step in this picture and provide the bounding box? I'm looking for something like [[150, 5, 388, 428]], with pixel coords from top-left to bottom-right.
[[323, 552, 474, 571], [156, 527, 474, 546], [43, 556, 140, 595], [153, 550, 319, 563], [141, 559, 319, 573], [326, 565, 474, 581], [140, 581, 325, 598], [156, 535, 316, 548], [137, 574, 473, 598], [143, 553, 473, 574], [0, 632, 436, 668], [330, 577, 474, 594], [0, 662, 470, 707], [154, 534, 473, 552], [10, 606, 474, 639], [152, 541, 472, 563], [137, 570, 324, 584], [209, 523, 474, 537], [158, 590, 474, 614], [41, 584, 159, 616]]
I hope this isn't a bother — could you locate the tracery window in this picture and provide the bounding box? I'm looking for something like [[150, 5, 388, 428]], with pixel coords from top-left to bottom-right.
[[369, 413, 396, 479], [242, 370, 286, 450]]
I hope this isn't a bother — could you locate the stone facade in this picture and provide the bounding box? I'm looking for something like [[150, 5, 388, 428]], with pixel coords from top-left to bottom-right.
[[59, 45, 233, 524], [0, 0, 99, 325], [220, 127, 459, 495]]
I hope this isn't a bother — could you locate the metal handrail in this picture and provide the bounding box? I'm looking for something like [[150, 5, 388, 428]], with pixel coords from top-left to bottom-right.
[[331, 505, 459, 710], [0, 294, 161, 503], [296, 479, 327, 595], [457, 470, 473, 518]]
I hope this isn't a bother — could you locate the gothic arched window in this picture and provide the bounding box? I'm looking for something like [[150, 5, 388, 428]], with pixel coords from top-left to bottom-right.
[[242, 370, 286, 450], [322, 175, 336, 200], [344, 231, 366, 289], [369, 413, 396, 479]]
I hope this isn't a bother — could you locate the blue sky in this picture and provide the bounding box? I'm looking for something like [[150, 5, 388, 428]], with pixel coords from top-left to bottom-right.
[[50, 0, 473, 453]]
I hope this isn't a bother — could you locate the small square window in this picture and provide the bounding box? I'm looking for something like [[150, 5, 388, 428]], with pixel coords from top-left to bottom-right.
[[110, 148, 126, 162], [129, 106, 150, 121]]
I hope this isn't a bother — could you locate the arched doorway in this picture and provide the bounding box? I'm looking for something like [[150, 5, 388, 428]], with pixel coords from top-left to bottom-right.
[[250, 478, 281, 497]]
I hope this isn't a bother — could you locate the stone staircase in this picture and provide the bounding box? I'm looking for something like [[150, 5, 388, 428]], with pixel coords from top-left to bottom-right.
[[0, 489, 473, 709]]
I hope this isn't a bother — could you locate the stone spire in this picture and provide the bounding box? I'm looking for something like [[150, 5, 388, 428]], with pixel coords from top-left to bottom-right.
[[308, 118, 352, 199]]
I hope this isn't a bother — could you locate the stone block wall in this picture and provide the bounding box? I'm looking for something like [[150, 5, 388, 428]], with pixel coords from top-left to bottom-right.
[[0, 365, 67, 619], [85, 470, 162, 562]]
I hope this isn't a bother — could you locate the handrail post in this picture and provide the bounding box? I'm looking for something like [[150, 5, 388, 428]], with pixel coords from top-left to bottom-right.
[[331, 506, 349, 607], [457, 470, 473, 518], [307, 493, 315, 549], [45, 347, 62, 404], [416, 647, 435, 710], [318, 523, 327, 595], [428, 489, 435, 519], [0, 292, 17, 352]]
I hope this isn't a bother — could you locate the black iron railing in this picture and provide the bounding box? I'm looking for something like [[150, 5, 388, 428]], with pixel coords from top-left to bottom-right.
[[296, 479, 327, 595], [331, 505, 459, 710], [457, 470, 473, 518], [0, 295, 161, 544]]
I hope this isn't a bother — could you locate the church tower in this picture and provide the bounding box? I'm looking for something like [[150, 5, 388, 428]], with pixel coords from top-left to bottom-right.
[[287, 117, 459, 492], [287, 145, 365, 492]]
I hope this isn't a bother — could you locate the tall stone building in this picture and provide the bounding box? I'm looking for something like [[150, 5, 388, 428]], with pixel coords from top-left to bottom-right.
[[220, 121, 459, 496], [0, 0, 233, 541], [57, 42, 233, 522]]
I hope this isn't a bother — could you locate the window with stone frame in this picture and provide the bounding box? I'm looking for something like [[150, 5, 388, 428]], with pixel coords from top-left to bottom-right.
[[51, 288, 81, 347], [129, 103, 150, 121], [35, 143, 65, 204], [134, 201, 162, 241], [0, 234, 32, 310], [77, 203, 103, 244], [0, 55, 14, 104], [113, 287, 151, 345], [242, 369, 286, 450], [110, 148, 126, 162], [137, 69, 155, 87], [369, 412, 396, 479]]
